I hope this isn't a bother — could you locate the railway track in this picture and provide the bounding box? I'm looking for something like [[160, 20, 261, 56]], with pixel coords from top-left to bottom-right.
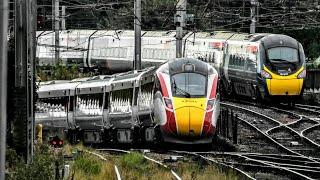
[[290, 104, 320, 119], [170, 151, 320, 180], [86, 146, 320, 180], [302, 124, 320, 146], [221, 102, 320, 158], [96, 149, 182, 180]]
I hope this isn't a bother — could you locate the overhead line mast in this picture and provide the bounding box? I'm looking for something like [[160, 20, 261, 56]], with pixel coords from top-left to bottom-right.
[[0, 0, 9, 179], [175, 0, 187, 58], [54, 0, 60, 63], [134, 0, 141, 70]]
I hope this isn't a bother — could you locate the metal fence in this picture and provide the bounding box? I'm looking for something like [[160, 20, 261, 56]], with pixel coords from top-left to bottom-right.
[[305, 69, 320, 90], [217, 108, 238, 144]]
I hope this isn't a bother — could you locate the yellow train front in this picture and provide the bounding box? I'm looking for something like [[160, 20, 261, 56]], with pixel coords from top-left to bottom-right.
[[258, 35, 306, 105], [153, 58, 220, 144], [220, 34, 306, 105]]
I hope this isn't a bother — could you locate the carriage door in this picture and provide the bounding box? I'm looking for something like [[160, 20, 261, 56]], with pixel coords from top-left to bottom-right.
[[228, 44, 246, 95], [245, 45, 258, 98]]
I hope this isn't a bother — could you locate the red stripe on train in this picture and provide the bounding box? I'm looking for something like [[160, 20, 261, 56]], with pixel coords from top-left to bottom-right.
[[158, 72, 169, 98], [209, 76, 218, 99]]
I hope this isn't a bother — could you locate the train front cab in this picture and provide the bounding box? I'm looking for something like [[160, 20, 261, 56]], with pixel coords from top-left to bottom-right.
[[154, 59, 220, 144], [258, 35, 306, 104]]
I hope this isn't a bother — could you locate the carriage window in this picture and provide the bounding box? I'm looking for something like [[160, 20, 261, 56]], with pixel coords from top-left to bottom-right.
[[76, 93, 103, 116], [110, 89, 133, 113], [139, 82, 153, 111], [35, 97, 69, 118], [267, 47, 299, 63], [246, 57, 256, 72], [229, 54, 245, 69], [171, 73, 206, 98], [104, 93, 109, 109]]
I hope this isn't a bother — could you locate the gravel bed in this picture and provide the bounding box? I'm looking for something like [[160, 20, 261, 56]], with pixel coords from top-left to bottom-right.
[[288, 120, 318, 133], [304, 127, 320, 145], [236, 111, 278, 132], [206, 154, 291, 180], [225, 101, 299, 124], [268, 127, 320, 157], [237, 123, 281, 154]]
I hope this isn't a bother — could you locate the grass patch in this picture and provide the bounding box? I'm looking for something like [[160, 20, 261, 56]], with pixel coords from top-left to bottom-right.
[[120, 152, 146, 170], [73, 153, 103, 176], [68, 146, 238, 180], [175, 161, 238, 180], [117, 153, 172, 179]]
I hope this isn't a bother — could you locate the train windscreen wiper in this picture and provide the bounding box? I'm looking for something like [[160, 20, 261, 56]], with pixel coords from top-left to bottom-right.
[[175, 87, 191, 98], [172, 79, 191, 98], [269, 59, 297, 65]]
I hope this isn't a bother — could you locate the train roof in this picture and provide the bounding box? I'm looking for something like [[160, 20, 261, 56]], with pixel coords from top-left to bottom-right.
[[39, 80, 70, 86], [168, 58, 209, 76], [143, 31, 176, 38], [260, 34, 299, 49], [76, 79, 113, 94], [38, 82, 80, 98]]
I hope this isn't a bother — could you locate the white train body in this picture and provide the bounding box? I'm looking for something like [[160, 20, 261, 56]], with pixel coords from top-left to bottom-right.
[[36, 30, 229, 72]]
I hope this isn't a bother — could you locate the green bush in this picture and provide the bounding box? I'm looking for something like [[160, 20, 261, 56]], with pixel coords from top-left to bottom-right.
[[7, 144, 61, 180]]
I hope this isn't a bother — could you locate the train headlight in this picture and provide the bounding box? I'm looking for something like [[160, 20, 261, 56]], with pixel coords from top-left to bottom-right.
[[164, 98, 173, 110], [261, 70, 272, 79], [297, 69, 306, 79], [206, 99, 215, 111]]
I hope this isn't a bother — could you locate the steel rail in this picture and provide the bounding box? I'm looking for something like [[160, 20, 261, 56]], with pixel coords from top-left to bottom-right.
[[236, 115, 320, 165], [221, 102, 281, 127], [195, 152, 320, 166], [114, 165, 122, 180], [97, 149, 182, 180], [172, 150, 314, 180], [269, 105, 320, 147], [296, 104, 320, 111], [301, 124, 320, 147], [240, 153, 320, 166], [295, 106, 320, 116], [83, 150, 121, 179], [222, 102, 320, 155], [197, 151, 315, 179], [266, 125, 320, 149], [224, 99, 303, 121], [169, 150, 255, 180]]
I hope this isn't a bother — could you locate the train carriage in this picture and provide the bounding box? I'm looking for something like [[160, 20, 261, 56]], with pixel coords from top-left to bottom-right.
[[36, 81, 80, 141], [74, 77, 113, 143], [136, 67, 157, 142]]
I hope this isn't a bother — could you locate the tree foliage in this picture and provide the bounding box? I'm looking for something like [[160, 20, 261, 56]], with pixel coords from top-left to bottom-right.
[[6, 144, 63, 180], [37, 60, 96, 81]]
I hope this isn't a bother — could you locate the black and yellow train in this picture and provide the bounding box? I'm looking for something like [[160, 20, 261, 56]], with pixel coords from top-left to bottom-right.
[[220, 34, 306, 105]]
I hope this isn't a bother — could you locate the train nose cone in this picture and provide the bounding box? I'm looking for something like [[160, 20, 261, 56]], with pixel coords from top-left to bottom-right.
[[175, 107, 205, 136]]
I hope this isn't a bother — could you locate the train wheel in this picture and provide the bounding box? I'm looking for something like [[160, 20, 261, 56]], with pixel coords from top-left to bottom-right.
[[67, 130, 77, 144]]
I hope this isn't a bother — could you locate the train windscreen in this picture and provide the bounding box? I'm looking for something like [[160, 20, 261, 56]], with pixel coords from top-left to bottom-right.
[[171, 73, 206, 98], [267, 47, 299, 63]]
